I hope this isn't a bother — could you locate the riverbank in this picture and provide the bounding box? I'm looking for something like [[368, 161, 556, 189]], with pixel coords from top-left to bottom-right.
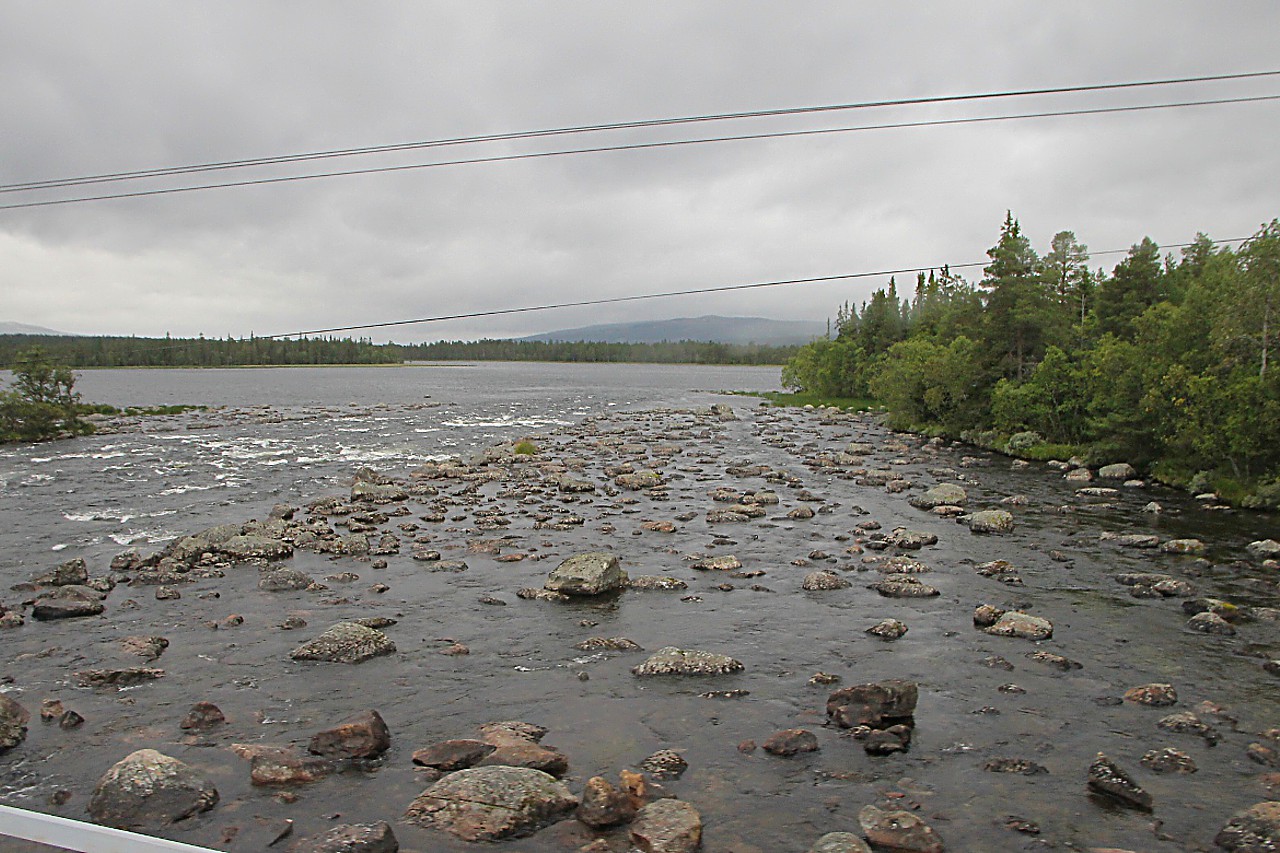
[[1, 400, 1278, 851]]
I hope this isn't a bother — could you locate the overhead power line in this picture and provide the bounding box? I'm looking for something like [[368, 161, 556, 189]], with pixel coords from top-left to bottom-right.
[[3, 69, 1276, 195], [2, 93, 1277, 213], [259, 236, 1249, 341]]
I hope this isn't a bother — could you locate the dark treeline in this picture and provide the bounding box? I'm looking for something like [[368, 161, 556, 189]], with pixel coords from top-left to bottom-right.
[[0, 333, 798, 369], [783, 213, 1280, 507], [0, 334, 398, 367], [399, 338, 798, 365]]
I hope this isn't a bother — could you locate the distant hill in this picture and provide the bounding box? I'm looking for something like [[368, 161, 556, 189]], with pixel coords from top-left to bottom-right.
[[520, 315, 826, 346], [0, 322, 74, 336]]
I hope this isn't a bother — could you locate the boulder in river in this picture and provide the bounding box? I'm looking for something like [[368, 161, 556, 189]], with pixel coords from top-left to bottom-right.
[[632, 647, 744, 677], [965, 510, 1014, 534], [289, 622, 397, 664], [827, 680, 918, 729], [1086, 753, 1152, 811], [544, 552, 627, 595], [216, 533, 293, 561], [807, 832, 872, 853], [33, 557, 89, 587], [803, 571, 851, 591], [403, 765, 577, 841], [629, 799, 703, 853], [31, 598, 104, 621], [88, 748, 218, 829], [1215, 801, 1280, 851], [308, 709, 391, 758], [982, 612, 1053, 640], [288, 821, 399, 853], [762, 728, 819, 757], [412, 739, 496, 771], [909, 483, 967, 509], [1098, 462, 1137, 480], [0, 695, 29, 752], [858, 805, 943, 853], [577, 775, 636, 828], [1246, 539, 1280, 561]]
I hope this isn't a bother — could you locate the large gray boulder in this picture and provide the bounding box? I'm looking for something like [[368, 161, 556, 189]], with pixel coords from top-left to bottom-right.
[[216, 534, 293, 561], [544, 552, 627, 596], [966, 510, 1014, 534], [403, 765, 577, 841], [630, 799, 703, 853], [1098, 462, 1137, 480], [1247, 540, 1280, 561], [290, 622, 396, 664], [909, 483, 967, 509], [88, 749, 219, 829]]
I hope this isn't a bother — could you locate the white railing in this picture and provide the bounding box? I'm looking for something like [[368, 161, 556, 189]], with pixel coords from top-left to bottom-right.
[[0, 805, 220, 853]]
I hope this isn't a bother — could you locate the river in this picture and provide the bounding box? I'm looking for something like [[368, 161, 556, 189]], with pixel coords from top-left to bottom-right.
[[0, 362, 1277, 852]]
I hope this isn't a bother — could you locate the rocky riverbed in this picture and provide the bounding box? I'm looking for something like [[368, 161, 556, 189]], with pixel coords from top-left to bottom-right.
[[2, 399, 1279, 852]]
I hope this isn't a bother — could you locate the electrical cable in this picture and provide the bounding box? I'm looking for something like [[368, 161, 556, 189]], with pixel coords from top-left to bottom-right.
[[2, 93, 1276, 212], [258, 236, 1250, 341], [3, 68, 1276, 195]]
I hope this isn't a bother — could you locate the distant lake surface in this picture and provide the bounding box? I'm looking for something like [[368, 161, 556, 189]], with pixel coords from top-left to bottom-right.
[[66, 361, 783, 409]]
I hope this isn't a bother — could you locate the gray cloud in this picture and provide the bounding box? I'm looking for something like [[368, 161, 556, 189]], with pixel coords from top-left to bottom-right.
[[2, 2, 1278, 341]]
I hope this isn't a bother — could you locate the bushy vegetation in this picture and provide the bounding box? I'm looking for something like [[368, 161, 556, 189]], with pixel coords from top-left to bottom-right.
[[0, 348, 91, 442], [783, 214, 1280, 507]]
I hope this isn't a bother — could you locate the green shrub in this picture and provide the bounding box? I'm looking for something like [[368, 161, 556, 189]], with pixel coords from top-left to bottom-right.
[[513, 440, 538, 455], [1005, 431, 1044, 453]]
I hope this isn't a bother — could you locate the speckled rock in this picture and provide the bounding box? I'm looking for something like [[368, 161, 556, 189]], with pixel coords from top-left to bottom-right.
[[909, 483, 967, 509], [88, 749, 219, 829], [629, 799, 703, 853], [1214, 801, 1280, 851], [403, 765, 577, 842], [982, 612, 1052, 640], [289, 622, 396, 664], [966, 510, 1014, 534], [803, 571, 851, 591], [858, 805, 944, 853], [1087, 753, 1151, 811], [287, 821, 398, 853], [0, 695, 30, 752], [545, 552, 627, 595], [632, 647, 744, 677]]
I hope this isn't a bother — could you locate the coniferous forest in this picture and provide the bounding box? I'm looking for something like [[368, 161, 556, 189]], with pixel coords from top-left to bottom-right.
[[782, 214, 1280, 508], [0, 335, 797, 369]]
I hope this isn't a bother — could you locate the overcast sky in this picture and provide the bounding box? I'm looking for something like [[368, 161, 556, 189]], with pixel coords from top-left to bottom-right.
[[2, 3, 1278, 343]]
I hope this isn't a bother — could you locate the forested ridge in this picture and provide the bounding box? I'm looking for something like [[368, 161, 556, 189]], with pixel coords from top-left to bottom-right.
[[783, 213, 1280, 508], [0, 334, 797, 368]]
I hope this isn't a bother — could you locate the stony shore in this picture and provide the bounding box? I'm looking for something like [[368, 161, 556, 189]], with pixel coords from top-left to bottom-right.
[[1, 400, 1278, 852]]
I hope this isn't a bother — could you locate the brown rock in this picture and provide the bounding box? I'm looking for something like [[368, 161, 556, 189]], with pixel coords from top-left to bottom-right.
[[308, 709, 391, 759], [180, 701, 226, 731], [858, 804, 943, 853], [412, 739, 496, 771], [762, 728, 819, 757], [578, 775, 637, 828]]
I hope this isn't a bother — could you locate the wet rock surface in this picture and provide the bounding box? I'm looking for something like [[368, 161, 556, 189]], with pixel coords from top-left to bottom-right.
[[88, 748, 218, 829], [2, 376, 1279, 852], [403, 765, 578, 841]]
